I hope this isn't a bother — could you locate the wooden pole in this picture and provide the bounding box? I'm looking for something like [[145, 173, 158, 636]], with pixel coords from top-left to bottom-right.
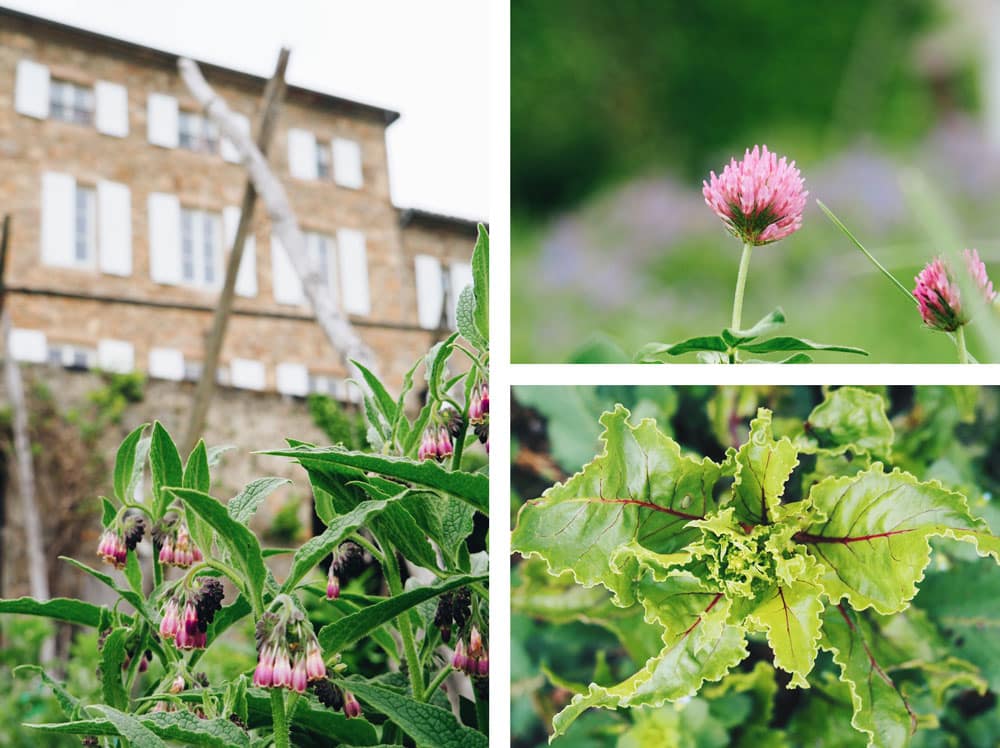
[[181, 49, 290, 456], [0, 215, 53, 659]]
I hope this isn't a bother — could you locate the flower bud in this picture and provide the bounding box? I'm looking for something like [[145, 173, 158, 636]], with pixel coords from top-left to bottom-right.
[[343, 691, 362, 719]]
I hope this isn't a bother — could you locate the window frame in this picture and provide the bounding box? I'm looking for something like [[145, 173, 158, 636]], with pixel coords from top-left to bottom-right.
[[177, 109, 220, 155], [49, 78, 95, 126], [179, 206, 224, 289]]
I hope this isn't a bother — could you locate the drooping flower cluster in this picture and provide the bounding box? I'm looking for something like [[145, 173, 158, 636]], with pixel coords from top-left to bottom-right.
[[96, 513, 145, 569], [452, 625, 489, 677], [913, 249, 996, 332], [253, 608, 327, 694], [313, 678, 362, 719], [326, 541, 363, 600], [703, 145, 807, 246], [158, 578, 224, 650], [469, 380, 489, 453], [418, 415, 456, 462], [153, 512, 204, 568], [433, 587, 471, 644]]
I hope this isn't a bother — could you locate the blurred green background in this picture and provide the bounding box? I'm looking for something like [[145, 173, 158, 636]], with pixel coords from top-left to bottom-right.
[[511, 0, 1000, 362], [510, 385, 1000, 746]]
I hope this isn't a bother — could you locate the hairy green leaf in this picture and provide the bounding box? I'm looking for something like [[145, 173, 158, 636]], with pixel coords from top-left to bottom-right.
[[99, 628, 128, 710], [150, 422, 183, 519], [456, 284, 487, 351], [227, 477, 291, 525], [318, 573, 486, 653], [13, 664, 81, 719], [141, 710, 251, 747], [0, 596, 109, 627], [472, 223, 489, 344], [336, 677, 487, 748], [113, 423, 148, 502], [88, 705, 168, 748]]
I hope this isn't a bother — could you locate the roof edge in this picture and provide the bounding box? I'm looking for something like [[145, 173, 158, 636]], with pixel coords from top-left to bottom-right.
[[398, 207, 486, 234], [0, 5, 401, 125]]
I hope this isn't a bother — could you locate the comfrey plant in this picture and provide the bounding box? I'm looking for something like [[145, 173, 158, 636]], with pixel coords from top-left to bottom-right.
[[639, 145, 868, 363], [0, 227, 490, 748], [512, 387, 1000, 747]]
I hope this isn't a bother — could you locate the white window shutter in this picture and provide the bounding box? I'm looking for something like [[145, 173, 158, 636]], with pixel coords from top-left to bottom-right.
[[10, 329, 48, 363], [223, 206, 257, 297], [230, 358, 265, 390], [415, 254, 445, 329], [287, 128, 318, 179], [276, 362, 308, 396], [332, 138, 363, 189], [97, 339, 134, 373], [97, 180, 132, 276], [147, 93, 179, 148], [148, 192, 181, 284], [40, 172, 76, 267], [271, 234, 304, 304], [337, 228, 370, 315], [95, 81, 129, 137], [15, 60, 50, 119], [448, 261, 473, 328], [221, 113, 250, 163], [149, 347, 184, 380]]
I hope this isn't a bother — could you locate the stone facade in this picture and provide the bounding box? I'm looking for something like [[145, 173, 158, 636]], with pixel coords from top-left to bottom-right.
[[0, 8, 482, 394]]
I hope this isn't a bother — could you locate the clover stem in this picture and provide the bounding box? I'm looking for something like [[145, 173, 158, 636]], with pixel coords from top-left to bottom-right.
[[955, 326, 969, 364], [270, 689, 290, 748], [731, 242, 753, 347]]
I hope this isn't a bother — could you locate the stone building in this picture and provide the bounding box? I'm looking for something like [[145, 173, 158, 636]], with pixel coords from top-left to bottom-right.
[[0, 7, 483, 397], [0, 8, 485, 598]]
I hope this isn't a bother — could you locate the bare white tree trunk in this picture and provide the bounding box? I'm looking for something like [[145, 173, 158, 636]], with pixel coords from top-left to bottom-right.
[[2, 311, 54, 661], [177, 58, 376, 376]]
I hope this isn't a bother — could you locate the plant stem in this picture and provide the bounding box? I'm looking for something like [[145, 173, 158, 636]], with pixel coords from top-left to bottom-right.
[[270, 688, 290, 748], [381, 544, 426, 698], [473, 676, 489, 734], [731, 242, 753, 332], [423, 663, 453, 701], [955, 326, 969, 364]]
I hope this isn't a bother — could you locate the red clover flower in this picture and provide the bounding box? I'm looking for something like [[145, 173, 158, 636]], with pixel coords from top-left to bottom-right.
[[913, 249, 996, 332]]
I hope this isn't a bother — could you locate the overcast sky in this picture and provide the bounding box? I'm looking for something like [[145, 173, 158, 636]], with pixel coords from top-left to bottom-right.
[[5, 0, 489, 220]]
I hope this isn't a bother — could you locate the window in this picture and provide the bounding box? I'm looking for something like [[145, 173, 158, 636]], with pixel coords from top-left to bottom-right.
[[49, 79, 95, 125], [179, 207, 223, 287], [305, 231, 337, 291], [414, 256, 472, 330], [316, 144, 332, 179], [178, 110, 219, 154], [48, 343, 96, 371], [73, 184, 97, 265]]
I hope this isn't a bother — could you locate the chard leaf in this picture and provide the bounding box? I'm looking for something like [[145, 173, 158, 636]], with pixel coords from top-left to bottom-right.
[[512, 405, 721, 604], [741, 579, 823, 688], [731, 408, 798, 526], [821, 605, 916, 748], [799, 464, 1000, 614], [798, 387, 893, 461]]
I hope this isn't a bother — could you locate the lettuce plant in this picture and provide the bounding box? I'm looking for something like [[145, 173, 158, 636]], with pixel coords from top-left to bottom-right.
[[0, 229, 490, 748], [512, 386, 1000, 746]]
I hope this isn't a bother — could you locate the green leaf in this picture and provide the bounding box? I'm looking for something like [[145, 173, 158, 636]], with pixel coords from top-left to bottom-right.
[[140, 711, 252, 747], [425, 331, 460, 404], [336, 677, 487, 748], [59, 556, 152, 621], [798, 387, 893, 461], [243, 689, 378, 745], [208, 595, 253, 644], [403, 491, 476, 566], [87, 705, 168, 748], [351, 483, 440, 570], [351, 359, 398, 426], [318, 574, 486, 653], [821, 605, 916, 748], [13, 665, 81, 718], [101, 496, 117, 527], [551, 599, 746, 739], [798, 463, 1000, 614], [99, 628, 128, 710], [721, 308, 786, 347], [168, 487, 267, 611], [113, 423, 148, 502], [0, 596, 108, 627], [730, 408, 798, 526], [150, 422, 183, 518], [206, 444, 235, 468], [227, 477, 291, 525], [265, 446, 488, 514], [472, 223, 489, 344], [635, 336, 728, 362], [512, 405, 721, 604], [738, 336, 867, 356], [741, 580, 823, 688], [281, 496, 405, 593], [183, 440, 211, 493], [456, 284, 488, 352], [124, 550, 143, 596], [24, 719, 117, 738]]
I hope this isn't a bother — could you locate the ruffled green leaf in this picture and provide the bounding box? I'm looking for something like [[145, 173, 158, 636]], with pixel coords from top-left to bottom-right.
[[798, 387, 893, 461], [741, 579, 823, 688], [731, 408, 798, 526], [799, 464, 1000, 614], [512, 405, 721, 604], [551, 596, 746, 740], [821, 605, 916, 748]]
